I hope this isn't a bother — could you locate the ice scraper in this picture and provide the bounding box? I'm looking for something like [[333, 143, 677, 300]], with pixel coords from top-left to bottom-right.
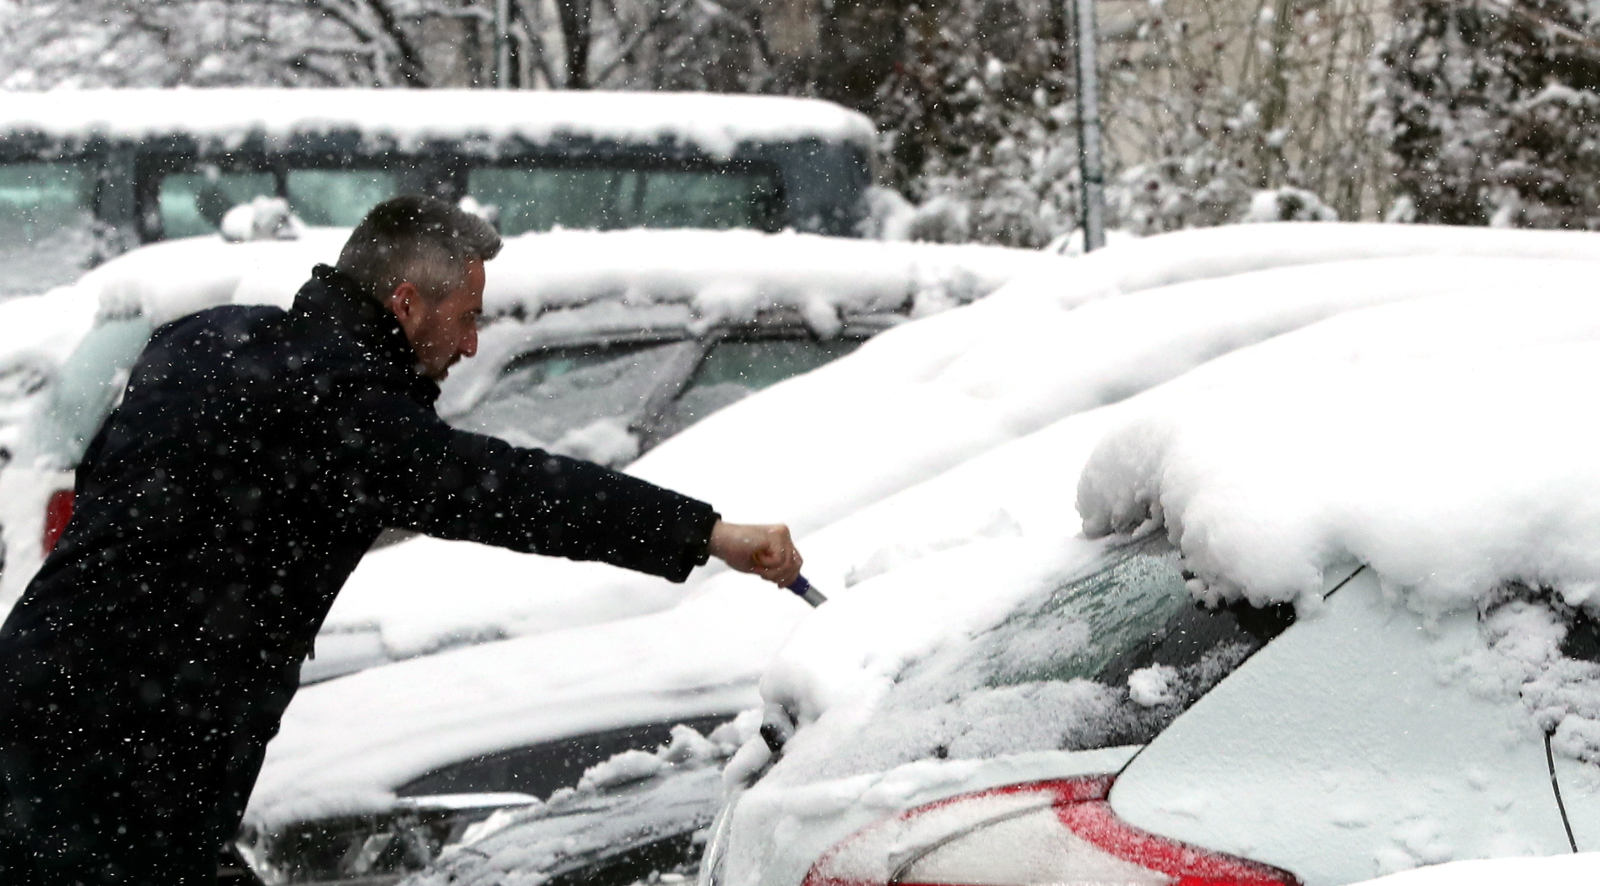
[[787, 575, 827, 607]]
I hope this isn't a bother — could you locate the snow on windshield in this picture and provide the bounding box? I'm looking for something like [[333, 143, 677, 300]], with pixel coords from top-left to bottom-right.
[[1, 89, 877, 160]]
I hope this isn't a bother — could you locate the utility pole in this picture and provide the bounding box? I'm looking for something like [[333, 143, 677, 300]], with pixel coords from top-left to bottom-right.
[[1071, 0, 1106, 252], [495, 0, 512, 88]]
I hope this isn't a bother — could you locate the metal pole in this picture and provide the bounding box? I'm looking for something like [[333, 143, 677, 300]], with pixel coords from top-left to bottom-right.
[[495, 0, 513, 88], [1072, 0, 1106, 252]]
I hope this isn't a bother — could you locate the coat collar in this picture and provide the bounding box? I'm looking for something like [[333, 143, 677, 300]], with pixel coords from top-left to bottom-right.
[[295, 264, 440, 404]]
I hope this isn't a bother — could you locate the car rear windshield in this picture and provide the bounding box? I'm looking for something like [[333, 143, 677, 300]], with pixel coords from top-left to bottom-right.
[[468, 164, 783, 235], [445, 339, 700, 465], [806, 537, 1294, 782], [937, 536, 1293, 751], [651, 335, 865, 441]]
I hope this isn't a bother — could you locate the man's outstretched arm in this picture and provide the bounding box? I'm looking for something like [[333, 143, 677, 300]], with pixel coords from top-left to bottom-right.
[[343, 383, 800, 586]]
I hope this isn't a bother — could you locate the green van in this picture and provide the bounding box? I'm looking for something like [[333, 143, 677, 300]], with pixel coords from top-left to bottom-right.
[[0, 88, 878, 297]]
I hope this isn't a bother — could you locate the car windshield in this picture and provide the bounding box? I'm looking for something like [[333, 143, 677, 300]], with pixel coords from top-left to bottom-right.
[[468, 165, 783, 234], [445, 339, 700, 464], [798, 538, 1293, 783], [0, 161, 99, 297], [652, 336, 864, 440]]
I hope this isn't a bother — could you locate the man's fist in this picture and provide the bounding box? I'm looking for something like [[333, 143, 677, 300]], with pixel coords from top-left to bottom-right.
[[708, 521, 803, 587]]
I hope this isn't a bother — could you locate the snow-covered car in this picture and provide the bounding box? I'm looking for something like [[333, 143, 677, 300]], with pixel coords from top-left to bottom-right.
[[0, 88, 877, 299], [689, 238, 1600, 884], [0, 227, 1049, 658], [245, 224, 1600, 886]]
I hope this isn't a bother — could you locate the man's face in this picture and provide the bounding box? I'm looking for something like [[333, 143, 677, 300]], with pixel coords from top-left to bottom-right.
[[391, 256, 485, 381]]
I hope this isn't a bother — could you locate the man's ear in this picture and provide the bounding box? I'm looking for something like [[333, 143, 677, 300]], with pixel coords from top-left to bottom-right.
[[387, 281, 422, 330]]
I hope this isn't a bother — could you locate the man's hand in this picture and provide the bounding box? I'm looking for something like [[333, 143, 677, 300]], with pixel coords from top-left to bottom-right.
[[708, 520, 803, 587]]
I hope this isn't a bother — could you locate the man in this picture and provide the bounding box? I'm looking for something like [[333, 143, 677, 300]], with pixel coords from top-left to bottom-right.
[[0, 195, 801, 885]]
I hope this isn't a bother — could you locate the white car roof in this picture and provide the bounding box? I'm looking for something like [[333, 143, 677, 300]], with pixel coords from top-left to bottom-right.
[[0, 88, 877, 160]]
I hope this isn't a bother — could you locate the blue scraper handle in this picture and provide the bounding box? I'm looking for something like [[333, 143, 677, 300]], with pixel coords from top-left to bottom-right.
[[787, 575, 827, 607]]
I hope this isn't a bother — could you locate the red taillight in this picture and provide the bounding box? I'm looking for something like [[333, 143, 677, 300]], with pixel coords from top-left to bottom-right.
[[802, 777, 1299, 886], [43, 488, 74, 554]]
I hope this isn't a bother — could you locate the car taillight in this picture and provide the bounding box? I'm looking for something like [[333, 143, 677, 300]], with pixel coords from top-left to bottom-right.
[[802, 777, 1299, 886], [43, 489, 73, 554]]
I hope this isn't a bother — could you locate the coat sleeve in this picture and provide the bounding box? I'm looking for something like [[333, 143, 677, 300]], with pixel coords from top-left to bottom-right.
[[333, 381, 719, 583]]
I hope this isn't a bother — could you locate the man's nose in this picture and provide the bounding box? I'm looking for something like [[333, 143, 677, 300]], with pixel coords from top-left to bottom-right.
[[461, 327, 478, 359]]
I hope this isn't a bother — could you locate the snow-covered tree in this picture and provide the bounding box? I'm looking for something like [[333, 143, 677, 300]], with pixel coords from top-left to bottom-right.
[[1110, 0, 1381, 234], [865, 0, 1083, 247], [0, 0, 438, 88], [1370, 0, 1600, 228]]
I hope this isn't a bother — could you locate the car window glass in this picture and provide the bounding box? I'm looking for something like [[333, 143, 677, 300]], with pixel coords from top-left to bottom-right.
[[801, 539, 1294, 783], [159, 169, 277, 238], [654, 337, 863, 439], [446, 340, 697, 466], [0, 162, 98, 297], [468, 166, 782, 234], [285, 169, 396, 227]]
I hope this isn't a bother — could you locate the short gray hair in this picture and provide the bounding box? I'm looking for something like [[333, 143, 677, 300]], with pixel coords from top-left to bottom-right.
[[336, 195, 502, 303]]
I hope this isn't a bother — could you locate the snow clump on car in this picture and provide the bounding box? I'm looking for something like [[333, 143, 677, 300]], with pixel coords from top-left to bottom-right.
[[1077, 342, 1600, 758]]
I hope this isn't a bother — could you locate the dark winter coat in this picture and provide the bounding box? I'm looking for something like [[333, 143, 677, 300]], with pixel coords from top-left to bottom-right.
[[0, 265, 718, 885]]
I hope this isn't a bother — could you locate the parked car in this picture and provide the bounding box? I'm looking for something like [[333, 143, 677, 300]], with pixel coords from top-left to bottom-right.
[[0, 88, 877, 298], [691, 280, 1600, 882], [253, 225, 1600, 886], [0, 226, 1050, 662]]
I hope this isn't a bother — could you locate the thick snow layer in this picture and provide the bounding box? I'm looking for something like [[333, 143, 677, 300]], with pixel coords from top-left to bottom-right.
[[32, 228, 1041, 348], [242, 586, 793, 832], [324, 249, 1600, 657], [478, 229, 1047, 329], [1076, 343, 1600, 614], [1347, 853, 1600, 885], [0, 89, 876, 159]]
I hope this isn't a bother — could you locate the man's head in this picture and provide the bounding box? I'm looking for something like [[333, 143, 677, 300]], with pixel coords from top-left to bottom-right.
[[337, 195, 502, 381]]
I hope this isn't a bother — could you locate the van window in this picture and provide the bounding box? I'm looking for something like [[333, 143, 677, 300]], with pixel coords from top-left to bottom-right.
[[159, 169, 278, 238], [468, 166, 783, 235], [286, 169, 397, 227], [0, 162, 97, 297]]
